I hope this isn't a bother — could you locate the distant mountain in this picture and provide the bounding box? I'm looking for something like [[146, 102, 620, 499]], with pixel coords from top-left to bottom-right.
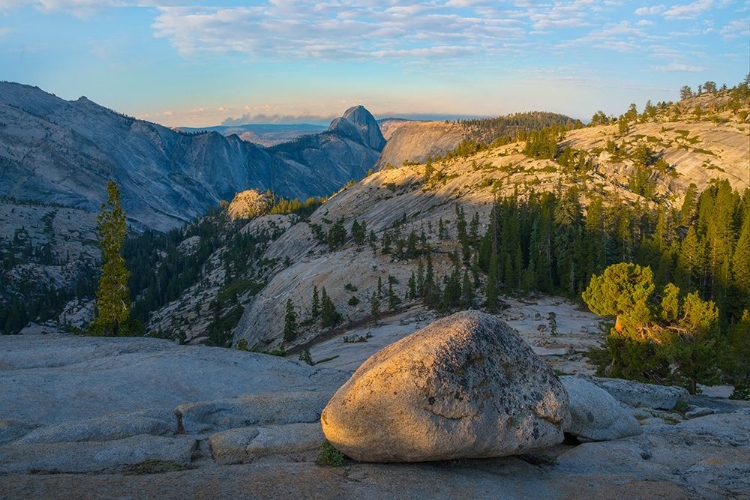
[[175, 123, 327, 147], [0, 83, 384, 231]]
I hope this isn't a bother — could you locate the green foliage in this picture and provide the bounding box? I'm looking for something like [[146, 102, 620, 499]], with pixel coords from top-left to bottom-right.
[[347, 295, 360, 306], [299, 347, 313, 365], [327, 218, 347, 251], [89, 181, 131, 337], [316, 440, 345, 466], [283, 298, 298, 342], [370, 290, 381, 319], [583, 264, 724, 392], [582, 263, 655, 334], [206, 305, 244, 347], [351, 219, 366, 245], [320, 287, 341, 328]]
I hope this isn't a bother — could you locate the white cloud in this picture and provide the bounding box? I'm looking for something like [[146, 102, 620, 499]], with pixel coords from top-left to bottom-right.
[[0, 26, 10, 38], [635, 5, 665, 15], [652, 62, 707, 72], [637, 19, 654, 26], [663, 0, 714, 20], [720, 17, 750, 39], [151, 3, 528, 61]]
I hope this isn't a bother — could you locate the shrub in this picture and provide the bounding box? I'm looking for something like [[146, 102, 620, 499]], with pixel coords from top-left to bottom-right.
[[316, 440, 346, 466]]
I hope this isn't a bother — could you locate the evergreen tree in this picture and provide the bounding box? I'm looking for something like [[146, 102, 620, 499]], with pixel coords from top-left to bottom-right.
[[407, 271, 417, 300], [89, 181, 131, 337], [485, 259, 499, 313], [370, 291, 381, 319], [320, 287, 341, 327], [351, 219, 366, 246], [733, 215, 750, 310], [327, 218, 347, 251], [462, 269, 474, 308], [283, 298, 298, 342]]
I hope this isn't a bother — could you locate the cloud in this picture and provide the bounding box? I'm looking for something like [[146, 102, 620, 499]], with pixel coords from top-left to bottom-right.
[[557, 21, 648, 53], [150, 3, 531, 61], [721, 18, 750, 39], [663, 0, 714, 20], [526, 0, 598, 30], [652, 62, 706, 72], [0, 0, 125, 18], [635, 5, 665, 15], [0, 27, 10, 38]]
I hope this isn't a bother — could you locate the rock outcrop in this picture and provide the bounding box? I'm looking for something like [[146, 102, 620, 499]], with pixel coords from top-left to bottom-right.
[[374, 121, 465, 170], [0, 83, 384, 231], [1, 328, 749, 498], [321, 311, 569, 462], [561, 376, 642, 441], [584, 376, 689, 410]]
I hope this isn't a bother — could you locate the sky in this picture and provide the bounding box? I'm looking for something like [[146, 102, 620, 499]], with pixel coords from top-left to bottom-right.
[[0, 1, 748, 127]]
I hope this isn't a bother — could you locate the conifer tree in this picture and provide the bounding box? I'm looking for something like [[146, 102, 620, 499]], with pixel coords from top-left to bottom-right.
[[283, 298, 298, 342], [462, 270, 474, 308], [485, 259, 499, 313], [370, 290, 381, 320], [320, 287, 340, 327], [407, 271, 417, 300], [416, 260, 425, 297], [733, 216, 750, 308], [89, 181, 131, 336]]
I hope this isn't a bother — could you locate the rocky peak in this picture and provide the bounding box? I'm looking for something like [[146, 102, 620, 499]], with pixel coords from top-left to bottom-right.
[[328, 105, 385, 151]]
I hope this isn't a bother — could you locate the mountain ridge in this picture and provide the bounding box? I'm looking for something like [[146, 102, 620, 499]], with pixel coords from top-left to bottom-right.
[[0, 82, 384, 231]]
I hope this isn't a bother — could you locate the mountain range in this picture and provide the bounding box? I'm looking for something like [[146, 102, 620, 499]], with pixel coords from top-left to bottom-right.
[[0, 83, 385, 231]]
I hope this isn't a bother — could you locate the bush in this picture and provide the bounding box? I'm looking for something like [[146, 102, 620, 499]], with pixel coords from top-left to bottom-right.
[[316, 440, 346, 466]]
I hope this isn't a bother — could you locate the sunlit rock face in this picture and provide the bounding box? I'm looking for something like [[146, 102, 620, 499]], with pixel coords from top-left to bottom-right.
[[321, 311, 569, 462]]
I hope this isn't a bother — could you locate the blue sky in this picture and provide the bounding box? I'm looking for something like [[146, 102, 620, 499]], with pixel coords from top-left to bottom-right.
[[1, 1, 748, 126]]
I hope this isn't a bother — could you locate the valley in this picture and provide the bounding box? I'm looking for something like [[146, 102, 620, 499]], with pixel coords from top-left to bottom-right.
[[0, 78, 749, 499]]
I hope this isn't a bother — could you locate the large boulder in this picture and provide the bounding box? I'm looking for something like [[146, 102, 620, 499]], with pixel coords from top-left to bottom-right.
[[321, 311, 569, 462], [561, 376, 642, 441]]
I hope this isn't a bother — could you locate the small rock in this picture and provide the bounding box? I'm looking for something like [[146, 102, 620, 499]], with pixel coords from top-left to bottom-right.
[[561, 376, 642, 441], [685, 407, 716, 419], [537, 324, 547, 332], [586, 377, 689, 410], [322, 311, 569, 462]]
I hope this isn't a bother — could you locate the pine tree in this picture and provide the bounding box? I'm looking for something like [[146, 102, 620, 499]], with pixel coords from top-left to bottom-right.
[[370, 291, 381, 319], [283, 298, 298, 342], [416, 260, 425, 297], [485, 259, 499, 313], [320, 287, 340, 328], [89, 181, 131, 336], [462, 269, 474, 308], [407, 271, 417, 300], [733, 215, 750, 309]]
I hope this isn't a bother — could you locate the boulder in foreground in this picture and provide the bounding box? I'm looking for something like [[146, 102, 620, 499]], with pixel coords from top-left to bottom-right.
[[321, 311, 570, 462]]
